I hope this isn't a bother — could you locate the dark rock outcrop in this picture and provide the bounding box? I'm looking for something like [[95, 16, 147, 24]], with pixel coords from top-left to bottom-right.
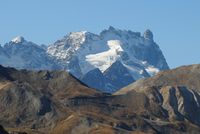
[[0, 125, 9, 134]]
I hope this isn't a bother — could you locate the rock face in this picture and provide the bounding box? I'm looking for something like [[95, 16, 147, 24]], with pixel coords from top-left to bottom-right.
[[143, 29, 154, 40], [1, 65, 200, 134], [103, 60, 135, 91], [160, 86, 200, 124], [0, 65, 100, 131], [115, 64, 200, 128], [117, 64, 200, 94], [0, 27, 169, 92], [81, 68, 105, 91], [81, 61, 136, 92]]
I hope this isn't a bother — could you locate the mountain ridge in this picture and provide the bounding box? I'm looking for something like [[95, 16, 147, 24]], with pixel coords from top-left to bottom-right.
[[0, 26, 169, 92], [1, 64, 200, 134]]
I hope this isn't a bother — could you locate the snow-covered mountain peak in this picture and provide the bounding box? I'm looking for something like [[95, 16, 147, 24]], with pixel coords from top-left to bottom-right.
[[6, 36, 41, 49], [67, 31, 101, 44], [67, 31, 87, 44], [11, 36, 25, 43], [47, 31, 101, 61], [69, 31, 87, 35], [48, 27, 168, 75], [0, 27, 169, 92], [69, 31, 87, 38]]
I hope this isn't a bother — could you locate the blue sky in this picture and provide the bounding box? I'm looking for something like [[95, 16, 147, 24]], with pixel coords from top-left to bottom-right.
[[0, 0, 199, 68]]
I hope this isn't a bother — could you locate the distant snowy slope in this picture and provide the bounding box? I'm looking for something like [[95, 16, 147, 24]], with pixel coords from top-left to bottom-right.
[[2, 36, 59, 70], [0, 45, 9, 63], [0, 27, 169, 92]]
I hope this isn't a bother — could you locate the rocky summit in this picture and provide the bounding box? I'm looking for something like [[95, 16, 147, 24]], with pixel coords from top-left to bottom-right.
[[0, 27, 168, 92], [0, 64, 200, 134]]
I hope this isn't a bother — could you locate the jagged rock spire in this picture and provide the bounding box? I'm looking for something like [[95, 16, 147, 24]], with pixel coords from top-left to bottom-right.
[[143, 29, 153, 40]]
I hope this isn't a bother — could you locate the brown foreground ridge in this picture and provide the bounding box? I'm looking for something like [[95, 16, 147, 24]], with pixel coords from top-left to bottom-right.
[[1, 64, 200, 134]]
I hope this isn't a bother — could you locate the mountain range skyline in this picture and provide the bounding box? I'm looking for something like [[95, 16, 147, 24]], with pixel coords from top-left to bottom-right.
[[0, 27, 169, 92], [0, 25, 197, 69], [0, 0, 200, 68]]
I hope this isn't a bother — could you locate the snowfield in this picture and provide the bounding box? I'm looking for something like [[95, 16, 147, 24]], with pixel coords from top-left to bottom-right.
[[86, 40, 123, 72]]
